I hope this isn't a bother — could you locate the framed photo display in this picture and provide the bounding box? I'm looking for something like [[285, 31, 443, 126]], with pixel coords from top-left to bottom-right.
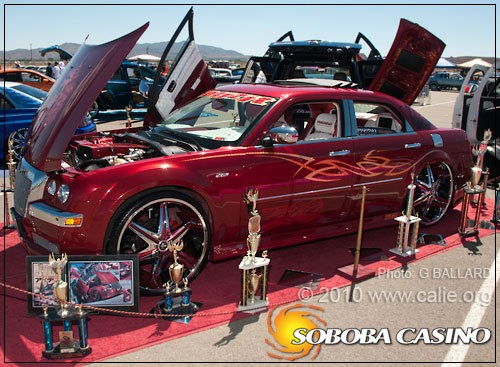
[[26, 254, 139, 315]]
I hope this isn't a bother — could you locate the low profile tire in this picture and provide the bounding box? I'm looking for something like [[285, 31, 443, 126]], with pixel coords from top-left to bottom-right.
[[412, 162, 454, 226], [7, 128, 28, 162], [106, 191, 211, 295]]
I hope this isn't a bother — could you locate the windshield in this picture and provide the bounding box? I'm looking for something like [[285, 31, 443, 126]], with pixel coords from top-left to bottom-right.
[[10, 83, 47, 101], [158, 90, 279, 143]]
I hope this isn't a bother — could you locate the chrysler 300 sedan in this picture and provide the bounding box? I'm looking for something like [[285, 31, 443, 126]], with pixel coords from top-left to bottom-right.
[[13, 14, 472, 294]]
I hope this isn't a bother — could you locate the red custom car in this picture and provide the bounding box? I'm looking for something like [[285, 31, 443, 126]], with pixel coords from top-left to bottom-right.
[[13, 11, 472, 294], [71, 268, 131, 303]]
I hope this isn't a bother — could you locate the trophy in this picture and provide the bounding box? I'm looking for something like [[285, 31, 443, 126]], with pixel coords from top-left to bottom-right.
[[2, 139, 17, 229], [238, 188, 270, 312], [49, 253, 70, 317], [40, 254, 91, 359], [390, 174, 421, 257], [458, 166, 489, 236], [152, 240, 199, 323]]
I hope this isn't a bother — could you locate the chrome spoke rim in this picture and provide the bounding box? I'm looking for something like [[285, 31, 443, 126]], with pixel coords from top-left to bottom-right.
[[413, 163, 453, 225], [117, 197, 208, 293]]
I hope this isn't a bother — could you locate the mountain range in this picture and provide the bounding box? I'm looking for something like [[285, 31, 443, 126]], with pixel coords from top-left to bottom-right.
[[1, 41, 247, 61]]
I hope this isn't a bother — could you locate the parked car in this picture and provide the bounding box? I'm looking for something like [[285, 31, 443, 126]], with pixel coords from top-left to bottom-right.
[[13, 11, 471, 295], [428, 72, 464, 91], [208, 67, 241, 84], [39, 46, 163, 117], [0, 68, 55, 92], [240, 19, 445, 107], [0, 82, 96, 161], [453, 66, 499, 186]]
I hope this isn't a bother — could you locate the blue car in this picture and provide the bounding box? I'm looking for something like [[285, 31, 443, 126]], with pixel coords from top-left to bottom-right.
[[1, 83, 96, 161]]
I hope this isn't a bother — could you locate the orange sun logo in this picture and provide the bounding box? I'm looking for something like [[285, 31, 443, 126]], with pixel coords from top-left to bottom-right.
[[266, 304, 326, 361]]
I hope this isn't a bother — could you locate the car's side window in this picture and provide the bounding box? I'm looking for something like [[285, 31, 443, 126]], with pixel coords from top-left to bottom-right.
[[274, 102, 342, 141], [110, 68, 123, 81], [4, 72, 22, 82], [354, 102, 405, 136]]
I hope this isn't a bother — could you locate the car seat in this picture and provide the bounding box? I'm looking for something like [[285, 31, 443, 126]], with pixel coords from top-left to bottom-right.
[[305, 112, 337, 140]]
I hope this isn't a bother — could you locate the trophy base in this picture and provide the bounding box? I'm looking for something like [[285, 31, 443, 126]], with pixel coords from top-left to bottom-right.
[[389, 247, 420, 257], [238, 298, 268, 314], [239, 256, 270, 270], [337, 264, 376, 280], [395, 215, 421, 224], [42, 342, 91, 360], [152, 297, 201, 324], [417, 233, 446, 246]]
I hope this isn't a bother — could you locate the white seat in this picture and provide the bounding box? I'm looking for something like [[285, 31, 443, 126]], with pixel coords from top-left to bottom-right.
[[305, 113, 337, 140]]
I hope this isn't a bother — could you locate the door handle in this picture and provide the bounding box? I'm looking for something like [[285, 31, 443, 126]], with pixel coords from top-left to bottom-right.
[[329, 150, 351, 156], [404, 143, 421, 149]]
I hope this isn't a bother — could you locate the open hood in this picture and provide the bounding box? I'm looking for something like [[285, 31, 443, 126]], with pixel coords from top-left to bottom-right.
[[23, 23, 149, 172], [40, 45, 73, 61]]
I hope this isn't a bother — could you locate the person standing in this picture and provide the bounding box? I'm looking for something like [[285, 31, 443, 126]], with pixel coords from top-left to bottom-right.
[[52, 62, 61, 79], [46, 62, 53, 78]]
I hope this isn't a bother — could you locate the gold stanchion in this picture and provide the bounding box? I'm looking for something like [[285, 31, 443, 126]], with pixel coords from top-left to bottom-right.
[[338, 186, 376, 280]]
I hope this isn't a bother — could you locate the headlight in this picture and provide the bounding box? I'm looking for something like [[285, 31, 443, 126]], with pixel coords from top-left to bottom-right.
[[57, 184, 70, 203], [47, 180, 56, 196]]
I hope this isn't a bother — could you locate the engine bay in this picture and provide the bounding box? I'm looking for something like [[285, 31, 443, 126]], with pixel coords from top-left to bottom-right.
[[65, 128, 201, 171]]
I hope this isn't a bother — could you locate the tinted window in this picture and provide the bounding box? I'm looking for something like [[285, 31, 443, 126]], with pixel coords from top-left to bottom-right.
[[353, 102, 406, 135]]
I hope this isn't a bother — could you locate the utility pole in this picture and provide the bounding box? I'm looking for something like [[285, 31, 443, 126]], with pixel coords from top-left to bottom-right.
[[30, 43, 32, 61]]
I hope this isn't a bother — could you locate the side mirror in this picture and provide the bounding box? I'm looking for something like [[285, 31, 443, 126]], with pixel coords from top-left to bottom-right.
[[265, 125, 299, 145]]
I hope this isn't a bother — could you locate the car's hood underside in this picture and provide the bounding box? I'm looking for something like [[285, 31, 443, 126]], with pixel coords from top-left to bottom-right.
[[23, 23, 149, 172]]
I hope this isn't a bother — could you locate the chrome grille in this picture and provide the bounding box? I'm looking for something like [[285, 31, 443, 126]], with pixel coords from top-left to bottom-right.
[[14, 167, 32, 216], [13, 159, 47, 217]]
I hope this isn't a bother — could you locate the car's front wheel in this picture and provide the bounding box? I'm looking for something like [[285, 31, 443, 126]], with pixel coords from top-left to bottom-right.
[[106, 191, 211, 295], [7, 128, 28, 162], [412, 162, 454, 226]]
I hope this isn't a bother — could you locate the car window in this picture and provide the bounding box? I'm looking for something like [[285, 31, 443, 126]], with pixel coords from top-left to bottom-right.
[[293, 66, 351, 81], [3, 72, 22, 82], [10, 83, 47, 101], [21, 72, 42, 82], [126, 67, 141, 86], [140, 67, 155, 81], [159, 90, 278, 143], [3, 87, 42, 109], [110, 68, 123, 81], [274, 102, 343, 140], [354, 102, 406, 135]]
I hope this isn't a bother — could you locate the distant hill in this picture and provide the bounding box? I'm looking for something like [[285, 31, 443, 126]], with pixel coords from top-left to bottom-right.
[[0, 41, 247, 61]]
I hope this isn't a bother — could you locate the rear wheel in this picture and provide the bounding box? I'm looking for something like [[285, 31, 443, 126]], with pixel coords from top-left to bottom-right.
[[107, 191, 211, 295], [412, 162, 454, 226]]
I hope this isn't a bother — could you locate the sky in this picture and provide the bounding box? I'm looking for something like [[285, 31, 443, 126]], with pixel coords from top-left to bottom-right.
[[2, 1, 498, 59]]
